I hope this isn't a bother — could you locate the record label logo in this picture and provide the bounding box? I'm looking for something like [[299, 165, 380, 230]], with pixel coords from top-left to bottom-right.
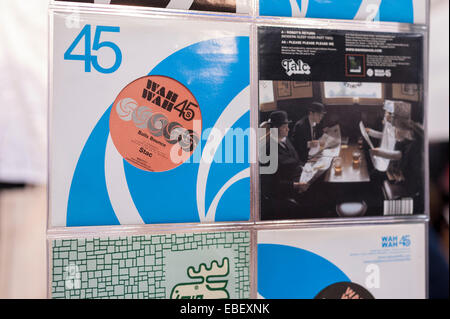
[[315, 282, 375, 299], [282, 59, 311, 76], [110, 75, 202, 172]]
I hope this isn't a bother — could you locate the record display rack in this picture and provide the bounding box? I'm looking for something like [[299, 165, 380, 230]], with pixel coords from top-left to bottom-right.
[[47, 0, 430, 299]]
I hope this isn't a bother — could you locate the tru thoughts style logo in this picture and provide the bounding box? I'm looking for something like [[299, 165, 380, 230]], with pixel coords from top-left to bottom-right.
[[282, 59, 311, 76]]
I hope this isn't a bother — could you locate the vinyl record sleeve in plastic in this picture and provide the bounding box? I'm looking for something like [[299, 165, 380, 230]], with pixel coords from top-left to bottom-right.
[[54, 0, 252, 14], [50, 230, 251, 299], [258, 0, 428, 24], [258, 25, 426, 221], [49, 10, 251, 227]]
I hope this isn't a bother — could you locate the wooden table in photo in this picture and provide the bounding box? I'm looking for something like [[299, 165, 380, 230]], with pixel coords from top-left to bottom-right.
[[324, 144, 370, 183]]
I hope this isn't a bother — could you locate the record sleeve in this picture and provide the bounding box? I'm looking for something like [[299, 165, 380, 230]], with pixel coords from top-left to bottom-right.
[[49, 10, 251, 227], [54, 0, 251, 14], [258, 0, 428, 24], [257, 223, 426, 299], [258, 25, 426, 221], [51, 230, 250, 299]]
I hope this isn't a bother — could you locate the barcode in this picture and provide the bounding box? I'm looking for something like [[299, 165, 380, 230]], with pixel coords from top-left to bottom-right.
[[383, 198, 414, 216]]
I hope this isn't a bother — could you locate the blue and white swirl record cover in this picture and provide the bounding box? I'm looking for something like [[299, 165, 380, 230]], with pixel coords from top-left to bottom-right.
[[50, 10, 251, 226], [257, 223, 426, 299], [259, 0, 427, 24]]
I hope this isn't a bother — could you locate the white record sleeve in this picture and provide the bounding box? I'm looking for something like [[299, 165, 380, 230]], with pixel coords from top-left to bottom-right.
[[257, 223, 426, 299]]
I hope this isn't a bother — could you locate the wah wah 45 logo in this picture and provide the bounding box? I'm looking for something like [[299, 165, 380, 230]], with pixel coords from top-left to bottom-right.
[[171, 258, 230, 299], [381, 235, 411, 248], [282, 59, 311, 76]]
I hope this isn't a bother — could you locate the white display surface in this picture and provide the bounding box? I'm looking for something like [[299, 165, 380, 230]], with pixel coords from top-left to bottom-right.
[[258, 223, 426, 299]]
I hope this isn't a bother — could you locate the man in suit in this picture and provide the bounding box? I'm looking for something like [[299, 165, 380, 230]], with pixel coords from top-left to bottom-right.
[[260, 111, 309, 219], [292, 102, 327, 163]]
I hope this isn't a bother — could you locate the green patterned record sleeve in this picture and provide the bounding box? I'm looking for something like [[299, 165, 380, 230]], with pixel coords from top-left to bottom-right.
[[51, 231, 250, 299]]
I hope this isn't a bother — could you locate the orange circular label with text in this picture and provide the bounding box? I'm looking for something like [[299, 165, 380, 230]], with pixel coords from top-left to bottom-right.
[[109, 75, 202, 172]]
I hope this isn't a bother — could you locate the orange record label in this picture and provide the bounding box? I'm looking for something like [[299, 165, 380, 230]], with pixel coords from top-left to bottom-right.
[[109, 75, 202, 172]]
